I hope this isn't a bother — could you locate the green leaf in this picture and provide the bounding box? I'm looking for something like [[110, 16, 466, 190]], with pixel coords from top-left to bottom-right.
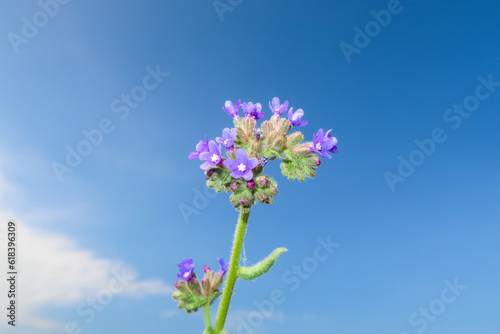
[[237, 247, 288, 280]]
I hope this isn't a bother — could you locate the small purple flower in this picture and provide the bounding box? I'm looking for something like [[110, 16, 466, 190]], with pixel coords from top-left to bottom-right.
[[216, 128, 237, 149], [311, 128, 338, 159], [218, 257, 229, 276], [188, 136, 209, 160], [288, 108, 308, 127], [269, 97, 289, 116], [241, 102, 264, 120], [199, 140, 222, 170], [260, 156, 270, 167], [224, 149, 259, 181], [177, 258, 195, 282], [223, 99, 241, 118]]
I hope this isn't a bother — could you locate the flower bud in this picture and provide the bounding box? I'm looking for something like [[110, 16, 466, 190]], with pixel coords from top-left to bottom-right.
[[286, 131, 304, 148], [203, 266, 211, 273], [202, 277, 211, 297], [266, 131, 286, 152], [234, 116, 256, 139], [291, 142, 314, 158], [230, 182, 240, 192], [172, 291, 182, 300], [174, 280, 191, 294], [261, 120, 274, 138], [246, 180, 255, 189], [256, 175, 271, 187], [304, 154, 321, 168], [276, 117, 292, 135], [257, 191, 267, 203], [252, 137, 263, 156], [235, 127, 249, 143], [240, 195, 251, 205], [212, 272, 224, 290], [188, 276, 202, 295], [267, 187, 278, 196]]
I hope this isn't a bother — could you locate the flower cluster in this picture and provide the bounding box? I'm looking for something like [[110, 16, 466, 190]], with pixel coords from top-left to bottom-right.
[[189, 97, 338, 211], [172, 258, 229, 313]]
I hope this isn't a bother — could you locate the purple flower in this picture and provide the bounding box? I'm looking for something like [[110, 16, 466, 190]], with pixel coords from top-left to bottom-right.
[[311, 128, 338, 159], [224, 148, 259, 181], [223, 99, 241, 118], [177, 258, 195, 282], [241, 102, 264, 120], [199, 140, 222, 170], [188, 136, 209, 160], [269, 97, 289, 116], [216, 128, 237, 149], [260, 156, 270, 167], [287, 108, 308, 127], [218, 257, 229, 276]]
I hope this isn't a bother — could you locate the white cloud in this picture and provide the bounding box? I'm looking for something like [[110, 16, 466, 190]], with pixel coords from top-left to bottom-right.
[[0, 157, 174, 333], [0, 217, 173, 333]]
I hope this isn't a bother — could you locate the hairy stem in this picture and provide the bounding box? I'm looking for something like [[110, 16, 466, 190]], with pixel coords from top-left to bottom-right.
[[214, 210, 250, 333], [204, 302, 211, 330]]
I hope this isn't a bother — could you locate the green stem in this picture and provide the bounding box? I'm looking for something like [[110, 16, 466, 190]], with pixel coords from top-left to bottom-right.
[[214, 210, 251, 334], [204, 302, 211, 330]]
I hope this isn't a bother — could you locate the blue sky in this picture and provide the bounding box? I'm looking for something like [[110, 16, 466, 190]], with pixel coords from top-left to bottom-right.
[[1, 0, 499, 333]]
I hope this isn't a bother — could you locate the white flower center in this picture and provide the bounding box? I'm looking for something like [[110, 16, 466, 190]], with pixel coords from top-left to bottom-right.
[[183, 272, 190, 278], [211, 154, 219, 162], [315, 143, 322, 151], [237, 163, 246, 172]]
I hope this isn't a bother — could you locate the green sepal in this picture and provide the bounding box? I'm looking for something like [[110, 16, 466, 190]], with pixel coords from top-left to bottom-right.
[[206, 166, 232, 193], [237, 247, 288, 280]]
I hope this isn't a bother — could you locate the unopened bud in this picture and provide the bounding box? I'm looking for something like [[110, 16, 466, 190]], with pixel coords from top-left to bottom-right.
[[174, 280, 191, 294], [246, 180, 255, 189], [172, 291, 182, 300], [286, 131, 304, 148], [268, 187, 278, 196], [256, 175, 270, 187], [202, 277, 211, 296], [291, 142, 314, 158], [234, 116, 256, 138], [212, 272, 223, 290], [266, 131, 286, 152], [230, 182, 240, 192], [252, 137, 263, 156]]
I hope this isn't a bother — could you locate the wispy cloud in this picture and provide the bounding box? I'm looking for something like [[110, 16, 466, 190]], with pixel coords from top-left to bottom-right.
[[0, 216, 173, 333], [0, 162, 173, 333]]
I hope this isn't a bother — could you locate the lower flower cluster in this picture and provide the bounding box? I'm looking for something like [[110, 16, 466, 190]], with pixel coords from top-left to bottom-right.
[[172, 258, 229, 313]]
